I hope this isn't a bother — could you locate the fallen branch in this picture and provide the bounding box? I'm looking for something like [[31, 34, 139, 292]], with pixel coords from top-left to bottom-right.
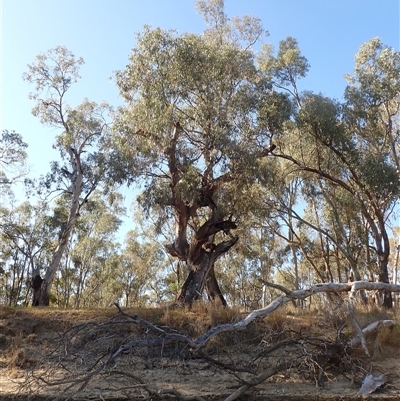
[[195, 281, 400, 349], [358, 373, 388, 396], [223, 361, 293, 401], [349, 319, 396, 347], [112, 282, 399, 352], [259, 279, 293, 296], [347, 297, 370, 357], [20, 281, 399, 401]]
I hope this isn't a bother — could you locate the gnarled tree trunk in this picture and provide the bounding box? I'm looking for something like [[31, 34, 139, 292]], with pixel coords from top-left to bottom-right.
[[176, 239, 236, 307], [167, 212, 238, 307], [164, 123, 239, 307], [206, 266, 226, 305]]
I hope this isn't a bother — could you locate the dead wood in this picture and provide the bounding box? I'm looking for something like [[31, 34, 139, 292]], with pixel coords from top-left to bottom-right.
[[16, 281, 400, 400], [223, 361, 293, 401], [195, 281, 400, 349], [349, 319, 395, 347], [358, 373, 388, 396]]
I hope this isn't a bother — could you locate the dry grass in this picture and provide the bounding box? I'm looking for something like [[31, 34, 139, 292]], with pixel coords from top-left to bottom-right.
[[377, 324, 400, 347], [1, 303, 400, 400], [6, 332, 37, 370], [1, 302, 399, 362], [353, 304, 392, 326]]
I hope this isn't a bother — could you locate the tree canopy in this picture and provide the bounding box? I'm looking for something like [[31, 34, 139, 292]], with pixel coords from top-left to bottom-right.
[[1, 1, 399, 308]]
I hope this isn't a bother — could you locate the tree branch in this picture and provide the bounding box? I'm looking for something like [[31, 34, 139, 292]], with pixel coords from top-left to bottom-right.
[[194, 281, 400, 349]]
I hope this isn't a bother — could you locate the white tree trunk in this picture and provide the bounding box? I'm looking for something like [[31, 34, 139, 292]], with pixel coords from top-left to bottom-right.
[[36, 150, 83, 306]]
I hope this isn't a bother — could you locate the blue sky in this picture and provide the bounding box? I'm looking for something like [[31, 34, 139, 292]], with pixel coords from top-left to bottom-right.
[[1, 0, 399, 222]]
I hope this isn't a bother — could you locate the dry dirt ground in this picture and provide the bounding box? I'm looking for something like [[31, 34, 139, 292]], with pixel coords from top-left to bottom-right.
[[0, 305, 399, 400]]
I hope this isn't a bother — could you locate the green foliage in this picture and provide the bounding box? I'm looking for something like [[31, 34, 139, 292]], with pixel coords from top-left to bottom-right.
[[345, 38, 400, 104], [0, 201, 58, 305], [51, 192, 125, 308], [274, 37, 310, 82], [112, 22, 274, 225], [358, 154, 399, 196], [258, 36, 309, 104], [0, 130, 29, 187], [23, 46, 84, 126], [2, 3, 399, 308]]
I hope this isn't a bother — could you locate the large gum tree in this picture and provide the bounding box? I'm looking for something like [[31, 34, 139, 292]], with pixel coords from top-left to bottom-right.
[[113, 2, 283, 306], [24, 46, 112, 306]]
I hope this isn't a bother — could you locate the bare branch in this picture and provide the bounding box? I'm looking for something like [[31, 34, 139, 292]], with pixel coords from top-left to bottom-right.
[[224, 361, 293, 401], [349, 319, 395, 348], [259, 279, 293, 295], [195, 281, 400, 349]]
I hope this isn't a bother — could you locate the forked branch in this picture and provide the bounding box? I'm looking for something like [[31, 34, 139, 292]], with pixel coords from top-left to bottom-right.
[[195, 281, 400, 349]]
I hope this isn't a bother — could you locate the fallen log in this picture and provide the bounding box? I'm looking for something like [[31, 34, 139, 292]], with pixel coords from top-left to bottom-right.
[[195, 281, 400, 349]]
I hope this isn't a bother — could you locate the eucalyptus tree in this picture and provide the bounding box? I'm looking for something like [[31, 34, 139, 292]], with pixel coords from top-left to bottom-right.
[[78, 254, 122, 308], [50, 192, 124, 308], [112, 1, 285, 306], [262, 38, 400, 307], [0, 130, 29, 189], [23, 46, 113, 305], [0, 201, 55, 305], [214, 224, 279, 308], [343, 38, 400, 306], [292, 189, 367, 285], [114, 230, 165, 307]]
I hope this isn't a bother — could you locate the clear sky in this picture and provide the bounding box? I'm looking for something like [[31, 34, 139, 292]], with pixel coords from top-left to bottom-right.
[[1, 0, 399, 226]]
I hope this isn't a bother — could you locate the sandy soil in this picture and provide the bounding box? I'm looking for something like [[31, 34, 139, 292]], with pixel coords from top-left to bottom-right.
[[1, 307, 399, 400]]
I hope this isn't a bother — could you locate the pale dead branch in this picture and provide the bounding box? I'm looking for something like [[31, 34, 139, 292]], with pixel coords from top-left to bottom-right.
[[17, 281, 400, 400], [358, 373, 388, 396], [349, 320, 396, 347], [195, 281, 400, 349], [347, 298, 370, 357]]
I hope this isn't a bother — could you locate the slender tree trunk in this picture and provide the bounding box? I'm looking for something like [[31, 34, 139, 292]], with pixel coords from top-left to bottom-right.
[[33, 149, 83, 306], [373, 216, 392, 308], [394, 245, 400, 307], [35, 219, 77, 306], [74, 269, 83, 309], [378, 256, 393, 308], [348, 259, 368, 305]]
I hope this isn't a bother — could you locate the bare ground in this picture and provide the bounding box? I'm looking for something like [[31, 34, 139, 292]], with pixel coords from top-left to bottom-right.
[[0, 305, 399, 400]]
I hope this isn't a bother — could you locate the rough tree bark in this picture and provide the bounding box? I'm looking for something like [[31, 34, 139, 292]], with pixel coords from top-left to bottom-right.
[[175, 234, 238, 306], [167, 215, 238, 307], [164, 123, 238, 307]]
